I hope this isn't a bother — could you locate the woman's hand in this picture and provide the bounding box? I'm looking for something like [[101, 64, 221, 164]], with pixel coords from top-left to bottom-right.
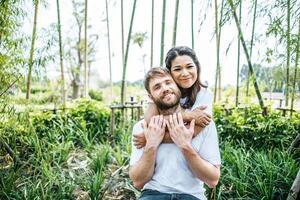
[[133, 132, 146, 149], [166, 113, 195, 149], [192, 106, 211, 127]]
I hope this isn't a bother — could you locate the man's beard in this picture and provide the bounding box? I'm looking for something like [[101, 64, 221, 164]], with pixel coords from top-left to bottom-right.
[[152, 91, 181, 110]]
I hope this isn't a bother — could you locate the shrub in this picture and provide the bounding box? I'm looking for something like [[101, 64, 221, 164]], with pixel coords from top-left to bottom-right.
[[213, 105, 300, 151], [68, 99, 111, 143], [88, 89, 103, 101]]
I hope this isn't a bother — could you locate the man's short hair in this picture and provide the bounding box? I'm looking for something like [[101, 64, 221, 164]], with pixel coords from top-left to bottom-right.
[[144, 67, 171, 94]]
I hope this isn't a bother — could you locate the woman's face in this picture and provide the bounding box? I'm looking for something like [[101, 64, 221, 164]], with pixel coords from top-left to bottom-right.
[[170, 55, 198, 89]]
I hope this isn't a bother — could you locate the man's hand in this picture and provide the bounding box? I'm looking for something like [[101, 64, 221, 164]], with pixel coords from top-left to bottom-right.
[[166, 113, 195, 149], [133, 132, 146, 149], [144, 115, 166, 149], [191, 106, 211, 127]]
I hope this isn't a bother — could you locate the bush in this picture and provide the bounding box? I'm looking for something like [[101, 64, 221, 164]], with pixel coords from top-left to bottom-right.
[[213, 105, 300, 151], [68, 99, 112, 143], [88, 89, 103, 101]]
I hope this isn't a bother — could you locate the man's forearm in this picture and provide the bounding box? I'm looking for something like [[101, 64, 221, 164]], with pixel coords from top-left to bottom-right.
[[180, 144, 220, 188], [129, 146, 157, 189]]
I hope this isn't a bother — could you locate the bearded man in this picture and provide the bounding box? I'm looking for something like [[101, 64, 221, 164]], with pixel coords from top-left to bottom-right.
[[129, 67, 221, 200]]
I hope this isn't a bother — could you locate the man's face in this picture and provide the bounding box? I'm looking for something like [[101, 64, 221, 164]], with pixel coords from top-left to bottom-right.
[[149, 75, 181, 110]]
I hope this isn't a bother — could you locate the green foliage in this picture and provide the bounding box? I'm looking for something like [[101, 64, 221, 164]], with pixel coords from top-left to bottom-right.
[[88, 89, 103, 101], [1, 100, 299, 199], [68, 99, 111, 143], [214, 105, 300, 151], [218, 142, 298, 199], [0, 1, 27, 96], [0, 99, 133, 199]]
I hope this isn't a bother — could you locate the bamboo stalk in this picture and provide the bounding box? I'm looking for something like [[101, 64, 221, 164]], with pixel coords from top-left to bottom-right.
[[26, 0, 39, 99], [160, 0, 166, 66], [120, 0, 137, 105], [56, 0, 66, 108], [290, 19, 300, 116], [150, 0, 154, 67], [227, 0, 264, 110], [172, 0, 179, 46], [105, 0, 113, 101]]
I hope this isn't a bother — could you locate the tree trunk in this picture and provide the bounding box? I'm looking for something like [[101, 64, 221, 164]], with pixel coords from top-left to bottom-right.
[[227, 0, 264, 110], [26, 0, 39, 99], [120, 0, 137, 105], [235, 0, 242, 107], [246, 0, 258, 97], [72, 74, 80, 99], [56, 0, 66, 108], [105, 0, 113, 101], [83, 0, 88, 98], [160, 0, 166, 66], [191, 0, 194, 49], [285, 0, 291, 107], [150, 0, 154, 67], [290, 19, 300, 116], [287, 169, 300, 200], [172, 0, 179, 46]]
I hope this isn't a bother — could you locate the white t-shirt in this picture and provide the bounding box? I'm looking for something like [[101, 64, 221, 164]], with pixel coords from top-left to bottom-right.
[[130, 119, 221, 200], [181, 88, 213, 115]]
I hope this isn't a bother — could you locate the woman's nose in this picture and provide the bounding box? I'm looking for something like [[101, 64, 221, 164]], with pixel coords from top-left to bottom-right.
[[181, 69, 189, 76]]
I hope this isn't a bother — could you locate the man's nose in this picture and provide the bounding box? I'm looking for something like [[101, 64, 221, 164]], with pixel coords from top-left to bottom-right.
[[161, 84, 170, 93]]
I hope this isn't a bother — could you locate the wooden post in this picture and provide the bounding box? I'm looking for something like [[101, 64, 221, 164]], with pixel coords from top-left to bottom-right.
[[110, 107, 115, 136], [130, 96, 134, 120], [137, 106, 141, 120]]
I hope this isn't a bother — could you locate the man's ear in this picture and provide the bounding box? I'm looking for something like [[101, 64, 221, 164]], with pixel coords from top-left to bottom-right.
[[148, 94, 154, 101]]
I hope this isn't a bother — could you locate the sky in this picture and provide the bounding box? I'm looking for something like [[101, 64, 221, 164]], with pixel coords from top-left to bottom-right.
[[22, 0, 275, 88]]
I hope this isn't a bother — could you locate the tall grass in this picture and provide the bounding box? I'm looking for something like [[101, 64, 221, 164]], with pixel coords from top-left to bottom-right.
[[217, 142, 298, 199], [0, 100, 299, 199]]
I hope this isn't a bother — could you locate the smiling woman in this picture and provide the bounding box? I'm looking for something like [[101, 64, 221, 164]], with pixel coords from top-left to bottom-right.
[[169, 55, 198, 89], [165, 46, 208, 109], [143, 46, 212, 127]]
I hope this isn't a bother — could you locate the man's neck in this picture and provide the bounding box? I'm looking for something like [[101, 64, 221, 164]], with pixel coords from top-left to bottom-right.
[[157, 104, 182, 115]]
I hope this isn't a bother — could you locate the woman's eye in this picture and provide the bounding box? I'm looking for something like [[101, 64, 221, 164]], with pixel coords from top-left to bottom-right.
[[173, 68, 180, 71], [187, 65, 194, 68]]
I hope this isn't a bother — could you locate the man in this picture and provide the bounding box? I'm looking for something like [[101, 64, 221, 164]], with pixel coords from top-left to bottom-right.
[[129, 67, 221, 200]]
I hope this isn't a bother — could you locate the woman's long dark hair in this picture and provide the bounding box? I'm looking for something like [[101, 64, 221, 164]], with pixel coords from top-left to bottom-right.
[[165, 46, 207, 109]]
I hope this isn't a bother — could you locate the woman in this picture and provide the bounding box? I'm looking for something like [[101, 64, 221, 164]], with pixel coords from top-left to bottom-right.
[[134, 46, 213, 148]]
